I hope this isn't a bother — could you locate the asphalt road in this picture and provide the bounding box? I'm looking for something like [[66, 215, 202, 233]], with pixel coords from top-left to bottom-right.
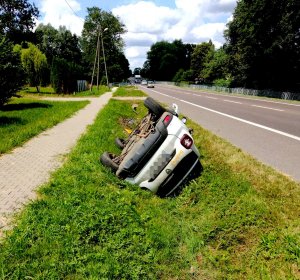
[[139, 83, 300, 182]]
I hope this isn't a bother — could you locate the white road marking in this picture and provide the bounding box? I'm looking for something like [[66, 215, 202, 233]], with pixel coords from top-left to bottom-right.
[[163, 85, 300, 107], [252, 105, 284, 112], [179, 99, 300, 142], [147, 88, 300, 142], [205, 96, 218, 100], [224, 99, 242, 104]]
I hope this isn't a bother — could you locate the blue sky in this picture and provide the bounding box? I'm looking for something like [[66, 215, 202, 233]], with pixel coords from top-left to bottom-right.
[[30, 0, 237, 70]]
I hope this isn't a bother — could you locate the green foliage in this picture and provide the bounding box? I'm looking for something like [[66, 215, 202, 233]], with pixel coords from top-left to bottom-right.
[[20, 43, 47, 90], [173, 69, 194, 83], [225, 0, 300, 91], [0, 0, 39, 43], [51, 57, 83, 94], [143, 40, 195, 81], [0, 35, 25, 106], [34, 24, 83, 85], [191, 40, 215, 82], [201, 47, 231, 85], [0, 99, 300, 278], [213, 78, 232, 87], [0, 98, 88, 154], [35, 24, 82, 65], [81, 7, 130, 82]]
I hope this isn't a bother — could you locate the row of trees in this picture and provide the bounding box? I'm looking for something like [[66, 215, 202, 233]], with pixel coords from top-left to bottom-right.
[[140, 0, 300, 92], [0, 0, 131, 105]]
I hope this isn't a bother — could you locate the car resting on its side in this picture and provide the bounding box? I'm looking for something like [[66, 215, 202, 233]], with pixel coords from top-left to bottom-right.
[[100, 97, 203, 197]]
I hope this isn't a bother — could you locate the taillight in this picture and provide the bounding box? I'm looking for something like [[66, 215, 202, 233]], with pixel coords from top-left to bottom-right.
[[163, 114, 172, 126], [180, 134, 193, 149]]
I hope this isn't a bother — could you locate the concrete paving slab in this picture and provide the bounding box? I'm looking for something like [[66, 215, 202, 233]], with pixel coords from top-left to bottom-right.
[[0, 92, 112, 234]]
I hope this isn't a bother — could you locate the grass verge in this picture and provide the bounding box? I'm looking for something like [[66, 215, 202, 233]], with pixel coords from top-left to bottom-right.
[[18, 86, 109, 98], [0, 98, 89, 154], [113, 86, 147, 97], [0, 99, 299, 279]]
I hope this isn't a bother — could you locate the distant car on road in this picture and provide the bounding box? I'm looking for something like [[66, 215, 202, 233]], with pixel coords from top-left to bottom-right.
[[141, 80, 147, 85], [147, 81, 155, 88]]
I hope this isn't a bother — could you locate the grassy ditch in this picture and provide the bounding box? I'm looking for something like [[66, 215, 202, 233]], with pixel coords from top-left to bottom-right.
[[113, 86, 147, 97], [0, 98, 89, 154], [0, 99, 300, 279]]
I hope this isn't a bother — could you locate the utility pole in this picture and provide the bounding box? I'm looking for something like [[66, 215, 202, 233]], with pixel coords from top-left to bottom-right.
[[99, 23, 109, 88], [90, 23, 109, 91], [90, 26, 101, 91]]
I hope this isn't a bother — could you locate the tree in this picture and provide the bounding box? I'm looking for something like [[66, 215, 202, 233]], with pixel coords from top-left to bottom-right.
[[81, 7, 130, 83], [0, 0, 39, 43], [20, 43, 47, 92], [51, 58, 82, 94], [0, 35, 25, 106], [144, 40, 193, 81], [201, 47, 231, 85], [35, 24, 82, 65], [34, 24, 84, 85], [190, 40, 215, 83], [225, 0, 300, 91], [133, 68, 141, 75]]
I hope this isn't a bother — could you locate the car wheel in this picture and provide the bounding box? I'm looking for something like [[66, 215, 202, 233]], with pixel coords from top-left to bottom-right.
[[115, 137, 126, 149], [100, 152, 119, 172], [144, 97, 165, 120]]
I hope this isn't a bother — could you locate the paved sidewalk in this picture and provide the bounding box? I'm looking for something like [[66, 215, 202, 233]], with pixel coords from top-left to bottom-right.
[[0, 92, 112, 233]]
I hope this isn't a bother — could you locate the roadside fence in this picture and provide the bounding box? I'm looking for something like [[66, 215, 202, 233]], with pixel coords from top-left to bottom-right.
[[173, 82, 300, 101]]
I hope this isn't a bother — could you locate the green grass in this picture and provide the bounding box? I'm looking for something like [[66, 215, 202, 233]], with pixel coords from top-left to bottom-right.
[[0, 99, 300, 279], [74, 85, 110, 97], [113, 86, 147, 97], [18, 85, 110, 98], [20, 86, 55, 95], [0, 98, 89, 154]]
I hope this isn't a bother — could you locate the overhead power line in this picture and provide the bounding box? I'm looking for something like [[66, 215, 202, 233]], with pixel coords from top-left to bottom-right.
[[63, 0, 84, 22]]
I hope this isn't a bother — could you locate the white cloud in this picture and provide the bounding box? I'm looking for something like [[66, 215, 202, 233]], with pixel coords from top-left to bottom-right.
[[36, 0, 237, 71], [191, 23, 226, 42], [113, 0, 237, 70], [39, 0, 83, 35]]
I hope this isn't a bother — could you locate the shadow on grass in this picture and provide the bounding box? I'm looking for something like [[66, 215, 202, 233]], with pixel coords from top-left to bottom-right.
[[0, 116, 25, 126], [0, 102, 52, 112]]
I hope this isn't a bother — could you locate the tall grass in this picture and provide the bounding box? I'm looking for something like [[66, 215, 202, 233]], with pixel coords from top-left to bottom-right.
[[0, 98, 89, 154], [0, 99, 299, 279]]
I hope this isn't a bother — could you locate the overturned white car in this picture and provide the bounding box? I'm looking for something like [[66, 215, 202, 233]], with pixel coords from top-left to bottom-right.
[[100, 97, 202, 197]]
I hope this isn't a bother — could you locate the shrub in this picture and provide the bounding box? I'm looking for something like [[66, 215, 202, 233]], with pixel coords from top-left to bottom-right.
[[213, 78, 232, 88], [0, 35, 25, 106], [51, 58, 82, 94]]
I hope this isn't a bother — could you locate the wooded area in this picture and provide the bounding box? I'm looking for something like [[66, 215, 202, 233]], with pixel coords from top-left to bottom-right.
[[0, 0, 131, 105], [139, 0, 300, 93], [1, 0, 300, 105]]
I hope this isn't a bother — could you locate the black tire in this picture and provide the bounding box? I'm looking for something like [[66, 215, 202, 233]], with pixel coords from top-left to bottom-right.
[[100, 152, 119, 172], [144, 97, 165, 120], [115, 137, 126, 149]]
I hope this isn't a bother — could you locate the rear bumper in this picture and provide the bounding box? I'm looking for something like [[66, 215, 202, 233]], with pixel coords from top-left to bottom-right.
[[156, 151, 202, 197]]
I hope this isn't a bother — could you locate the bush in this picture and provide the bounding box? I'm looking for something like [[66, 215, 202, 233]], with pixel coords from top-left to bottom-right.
[[213, 78, 232, 88], [51, 58, 82, 94], [0, 35, 25, 106]]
